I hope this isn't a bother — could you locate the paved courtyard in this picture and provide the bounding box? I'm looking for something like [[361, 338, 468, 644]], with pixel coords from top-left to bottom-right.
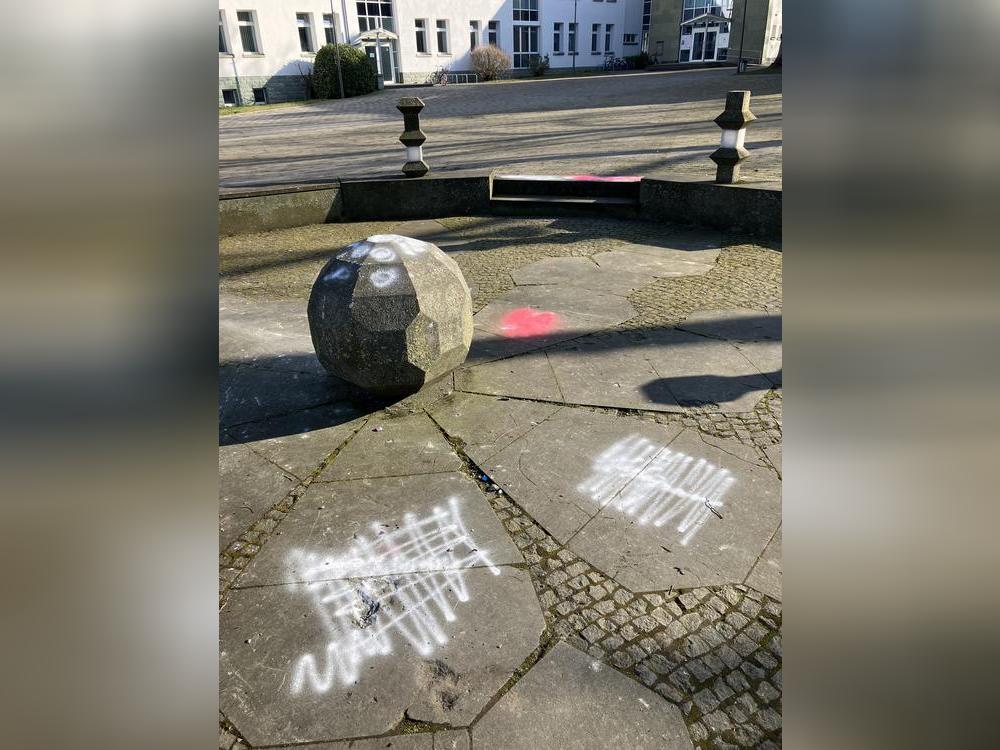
[[219, 68, 782, 190], [219, 215, 782, 749]]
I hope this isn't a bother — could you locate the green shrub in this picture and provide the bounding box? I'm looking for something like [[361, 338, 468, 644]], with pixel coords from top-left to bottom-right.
[[312, 44, 377, 98], [529, 54, 550, 77], [626, 52, 651, 69]]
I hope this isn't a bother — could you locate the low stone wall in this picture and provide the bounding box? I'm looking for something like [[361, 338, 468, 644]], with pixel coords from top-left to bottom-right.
[[218, 174, 780, 240], [218, 75, 309, 106], [639, 176, 781, 239], [339, 173, 492, 221], [219, 184, 341, 236]]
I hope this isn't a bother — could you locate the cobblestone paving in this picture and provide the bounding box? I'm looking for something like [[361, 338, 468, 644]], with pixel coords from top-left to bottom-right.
[[219, 68, 782, 189], [218, 216, 781, 748]]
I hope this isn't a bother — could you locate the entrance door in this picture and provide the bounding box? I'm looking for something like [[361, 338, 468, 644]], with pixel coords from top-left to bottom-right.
[[692, 29, 705, 61], [704, 30, 717, 60], [379, 42, 395, 83]]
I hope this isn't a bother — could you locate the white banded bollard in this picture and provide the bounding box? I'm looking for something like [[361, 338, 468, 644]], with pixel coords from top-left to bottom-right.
[[710, 90, 756, 184], [397, 97, 429, 178]]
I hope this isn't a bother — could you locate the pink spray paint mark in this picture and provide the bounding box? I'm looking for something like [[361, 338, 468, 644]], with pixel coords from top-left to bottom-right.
[[499, 308, 561, 338]]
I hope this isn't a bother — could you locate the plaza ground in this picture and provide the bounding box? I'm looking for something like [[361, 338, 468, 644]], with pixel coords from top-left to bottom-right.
[[219, 214, 782, 749], [219, 68, 782, 191]]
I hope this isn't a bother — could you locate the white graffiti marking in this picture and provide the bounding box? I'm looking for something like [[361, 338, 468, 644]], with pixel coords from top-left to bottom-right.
[[579, 437, 734, 545], [369, 247, 397, 263], [323, 264, 352, 283], [289, 497, 499, 694], [369, 267, 400, 289]]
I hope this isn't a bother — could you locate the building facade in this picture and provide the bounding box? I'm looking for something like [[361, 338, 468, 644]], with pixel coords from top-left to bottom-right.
[[220, 1, 647, 105], [646, 0, 780, 66]]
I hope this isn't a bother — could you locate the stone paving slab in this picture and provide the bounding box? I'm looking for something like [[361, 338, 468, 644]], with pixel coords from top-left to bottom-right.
[[310, 730, 469, 749], [231, 417, 366, 481], [219, 363, 347, 429], [480, 409, 684, 542], [569, 428, 782, 592], [220, 566, 543, 745], [468, 284, 636, 362], [428, 392, 564, 466], [511, 256, 657, 296], [319, 412, 462, 481], [592, 249, 717, 277], [219, 294, 322, 374], [479, 408, 780, 591], [219, 444, 298, 551], [746, 525, 782, 600], [472, 642, 692, 750], [455, 351, 564, 403], [237, 472, 523, 587], [458, 327, 774, 413]]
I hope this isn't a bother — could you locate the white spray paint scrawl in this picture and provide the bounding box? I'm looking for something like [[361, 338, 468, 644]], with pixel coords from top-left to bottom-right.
[[578, 436, 734, 545], [288, 497, 499, 694]]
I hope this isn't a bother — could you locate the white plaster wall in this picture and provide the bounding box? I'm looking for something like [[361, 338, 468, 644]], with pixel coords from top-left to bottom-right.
[[220, 0, 646, 81], [219, 0, 352, 79]]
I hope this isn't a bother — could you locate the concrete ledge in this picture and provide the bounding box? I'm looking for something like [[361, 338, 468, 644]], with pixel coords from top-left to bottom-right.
[[339, 173, 491, 221], [219, 184, 342, 236], [639, 176, 781, 239]]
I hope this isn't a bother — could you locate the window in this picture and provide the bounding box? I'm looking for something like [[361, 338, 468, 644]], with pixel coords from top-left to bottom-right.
[[591, 24, 600, 54], [323, 14, 337, 45], [513, 0, 539, 23], [680, 49, 690, 62], [512, 24, 538, 68], [237, 11, 259, 54], [436, 20, 449, 54], [415, 19, 428, 53], [717, 48, 727, 60], [221, 89, 238, 105], [252, 87, 267, 104], [488, 20, 499, 46], [219, 11, 229, 54], [624, 33, 637, 45], [568, 23, 577, 53], [297, 13, 314, 53], [470, 20, 479, 49], [356, 2, 394, 33], [683, 0, 730, 22], [605, 24, 613, 53], [553, 22, 562, 53]]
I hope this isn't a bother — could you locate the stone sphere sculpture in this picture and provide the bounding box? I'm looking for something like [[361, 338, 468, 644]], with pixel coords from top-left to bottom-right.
[[308, 234, 473, 398]]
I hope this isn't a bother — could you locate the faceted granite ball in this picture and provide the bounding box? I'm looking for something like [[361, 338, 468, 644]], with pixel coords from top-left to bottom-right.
[[307, 234, 473, 398]]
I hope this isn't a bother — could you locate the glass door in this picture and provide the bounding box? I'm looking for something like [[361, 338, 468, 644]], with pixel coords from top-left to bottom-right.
[[692, 29, 705, 61], [704, 30, 717, 60]]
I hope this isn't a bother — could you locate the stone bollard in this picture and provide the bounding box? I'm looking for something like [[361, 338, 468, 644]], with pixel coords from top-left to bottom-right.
[[397, 97, 429, 178], [710, 90, 756, 184], [308, 234, 472, 398]]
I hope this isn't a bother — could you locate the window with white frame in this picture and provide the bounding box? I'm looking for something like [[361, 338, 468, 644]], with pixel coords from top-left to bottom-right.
[[470, 20, 479, 49], [513, 0, 539, 22], [219, 11, 229, 54], [624, 33, 637, 45], [605, 24, 613, 53], [436, 20, 450, 54], [237, 11, 260, 54], [488, 20, 499, 46], [553, 22, 562, 53], [683, 0, 727, 22], [591, 23, 600, 54], [297, 13, 314, 53], [568, 23, 577, 53], [323, 14, 337, 45], [513, 23, 538, 68], [356, 2, 394, 33], [415, 19, 428, 53]]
